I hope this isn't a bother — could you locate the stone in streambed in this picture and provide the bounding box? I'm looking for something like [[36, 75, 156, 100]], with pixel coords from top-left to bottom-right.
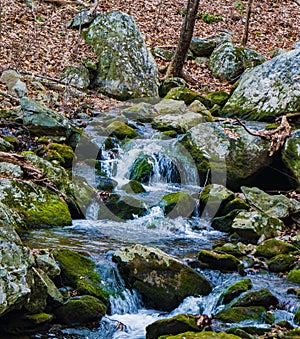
[[121, 180, 146, 194], [221, 279, 253, 305], [160, 192, 195, 218], [215, 306, 269, 324], [230, 288, 278, 308], [255, 239, 297, 258], [268, 254, 296, 273], [157, 332, 243, 339]]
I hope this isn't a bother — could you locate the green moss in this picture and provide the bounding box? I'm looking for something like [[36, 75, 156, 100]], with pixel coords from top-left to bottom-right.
[[287, 269, 300, 284], [226, 328, 255, 339], [165, 87, 212, 107], [206, 91, 229, 106], [106, 121, 139, 140], [129, 154, 154, 183], [215, 306, 266, 323], [255, 239, 297, 258], [161, 192, 195, 218], [25, 313, 53, 325], [221, 279, 252, 304], [197, 250, 242, 272], [268, 254, 296, 272], [158, 331, 243, 339], [211, 209, 241, 232], [162, 130, 178, 138], [52, 248, 109, 304], [48, 143, 75, 168], [122, 180, 146, 194], [231, 288, 278, 308]]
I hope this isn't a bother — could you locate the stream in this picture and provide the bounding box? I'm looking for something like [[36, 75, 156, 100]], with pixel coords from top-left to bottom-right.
[[23, 112, 300, 338]]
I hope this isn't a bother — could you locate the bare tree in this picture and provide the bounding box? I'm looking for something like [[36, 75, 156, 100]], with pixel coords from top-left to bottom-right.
[[242, 0, 254, 46], [166, 0, 200, 79]]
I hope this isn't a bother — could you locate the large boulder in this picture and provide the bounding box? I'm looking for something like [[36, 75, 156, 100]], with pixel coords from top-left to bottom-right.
[[83, 11, 159, 100], [113, 244, 212, 311], [184, 122, 272, 191], [222, 49, 300, 120], [208, 40, 266, 82], [160, 192, 196, 218]]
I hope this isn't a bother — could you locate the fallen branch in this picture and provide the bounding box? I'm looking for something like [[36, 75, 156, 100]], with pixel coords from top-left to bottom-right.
[[0, 89, 20, 102], [235, 116, 291, 156]]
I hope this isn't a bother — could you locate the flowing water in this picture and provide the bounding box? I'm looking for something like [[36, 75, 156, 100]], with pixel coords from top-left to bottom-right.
[[24, 114, 300, 338]]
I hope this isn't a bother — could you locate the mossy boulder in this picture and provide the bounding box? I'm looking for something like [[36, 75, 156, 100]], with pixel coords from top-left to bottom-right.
[[52, 248, 109, 304], [231, 288, 278, 308], [231, 211, 285, 243], [113, 244, 212, 312], [211, 210, 244, 232], [47, 143, 74, 168], [165, 87, 212, 106], [98, 193, 147, 220], [154, 99, 186, 116], [121, 180, 146, 194], [83, 11, 159, 99], [188, 100, 214, 122], [122, 102, 157, 123], [160, 192, 195, 218], [213, 243, 246, 257], [146, 314, 202, 339], [255, 239, 297, 258], [206, 91, 229, 107], [54, 295, 106, 326], [268, 254, 296, 273], [189, 36, 217, 57], [215, 306, 267, 323], [197, 250, 243, 273], [96, 176, 118, 191], [226, 328, 255, 339], [106, 121, 139, 140], [158, 332, 242, 339], [221, 279, 253, 305], [222, 49, 300, 121], [0, 137, 14, 152], [159, 77, 186, 97], [61, 65, 90, 89], [129, 154, 155, 183], [286, 269, 300, 284]]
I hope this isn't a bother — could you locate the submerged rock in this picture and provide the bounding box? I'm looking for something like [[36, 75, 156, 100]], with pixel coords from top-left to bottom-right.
[[113, 244, 212, 311], [222, 49, 300, 120], [83, 11, 159, 100]]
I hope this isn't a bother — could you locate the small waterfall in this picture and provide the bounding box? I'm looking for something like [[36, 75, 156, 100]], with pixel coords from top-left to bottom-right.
[[85, 199, 99, 220]]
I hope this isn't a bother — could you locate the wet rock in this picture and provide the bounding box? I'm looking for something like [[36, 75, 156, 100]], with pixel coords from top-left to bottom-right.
[[268, 254, 296, 273], [54, 295, 106, 326], [241, 186, 300, 219], [154, 99, 186, 116], [160, 192, 195, 218], [226, 328, 255, 339], [286, 269, 300, 284], [215, 306, 268, 323], [113, 244, 212, 312], [96, 176, 118, 191], [231, 288, 278, 308], [221, 279, 253, 304], [231, 211, 285, 243], [222, 49, 300, 120], [255, 239, 297, 258], [129, 154, 155, 183], [208, 41, 265, 82], [159, 77, 186, 97], [83, 11, 159, 100], [106, 121, 139, 140], [197, 250, 244, 273], [157, 332, 242, 339], [122, 102, 157, 123], [294, 307, 300, 325], [146, 314, 202, 339], [121, 180, 146, 194], [52, 248, 109, 304]]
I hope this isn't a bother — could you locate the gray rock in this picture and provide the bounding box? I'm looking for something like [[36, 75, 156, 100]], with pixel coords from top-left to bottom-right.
[[222, 49, 300, 120], [189, 36, 216, 57], [68, 10, 97, 29], [0, 70, 27, 97], [154, 99, 186, 116], [151, 46, 175, 61], [61, 65, 90, 89], [209, 41, 266, 82], [83, 11, 159, 100]]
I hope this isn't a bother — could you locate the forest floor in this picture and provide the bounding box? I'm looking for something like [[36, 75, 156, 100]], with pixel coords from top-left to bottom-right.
[[0, 0, 300, 115]]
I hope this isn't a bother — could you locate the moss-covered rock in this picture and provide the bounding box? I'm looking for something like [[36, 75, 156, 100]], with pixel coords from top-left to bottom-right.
[[54, 295, 106, 325], [158, 332, 242, 339], [255, 239, 297, 258], [48, 143, 74, 168], [226, 328, 255, 339], [165, 87, 211, 106], [206, 91, 229, 107], [231, 288, 278, 308], [211, 210, 241, 232], [160, 192, 195, 218], [159, 77, 186, 97], [286, 269, 300, 284], [268, 254, 296, 273], [221, 279, 253, 304], [96, 176, 118, 191], [52, 248, 108, 304], [113, 244, 212, 312], [106, 121, 139, 140], [146, 314, 202, 339], [189, 36, 217, 57], [197, 250, 243, 273], [188, 100, 214, 122], [61, 65, 90, 89], [121, 180, 146, 194], [215, 306, 267, 323], [129, 154, 155, 183]]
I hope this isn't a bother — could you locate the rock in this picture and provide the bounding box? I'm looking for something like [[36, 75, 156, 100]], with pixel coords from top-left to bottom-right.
[[294, 307, 300, 325], [231, 288, 278, 308], [286, 269, 300, 284], [0, 69, 27, 97], [241, 186, 300, 219], [206, 91, 229, 107], [113, 244, 212, 311], [226, 328, 255, 339], [153, 111, 204, 133], [96, 176, 118, 191], [121, 180, 146, 194], [197, 250, 243, 273], [20, 97, 81, 144], [151, 46, 175, 61], [268, 254, 296, 273], [208, 41, 266, 82], [122, 102, 157, 123], [186, 122, 272, 191], [52, 248, 109, 304], [54, 295, 106, 325], [34, 250, 61, 279], [129, 154, 155, 183], [221, 279, 253, 304], [282, 131, 300, 191], [67, 10, 97, 29], [188, 100, 214, 122], [255, 239, 297, 258], [159, 78, 186, 97], [154, 99, 186, 116], [98, 193, 147, 220], [189, 36, 217, 57], [222, 49, 300, 120], [61, 65, 90, 89], [0, 137, 14, 152], [165, 87, 212, 106], [45, 143, 74, 168], [83, 11, 159, 100], [106, 121, 139, 140], [157, 332, 242, 339], [231, 211, 285, 243], [215, 306, 268, 323], [160, 192, 196, 218], [146, 314, 202, 339]]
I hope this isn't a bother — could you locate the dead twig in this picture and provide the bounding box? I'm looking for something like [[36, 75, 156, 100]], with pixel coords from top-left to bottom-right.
[[0, 90, 20, 102]]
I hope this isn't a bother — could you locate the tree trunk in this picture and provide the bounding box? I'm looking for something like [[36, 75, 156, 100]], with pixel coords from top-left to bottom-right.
[[166, 0, 200, 78], [242, 0, 254, 46]]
